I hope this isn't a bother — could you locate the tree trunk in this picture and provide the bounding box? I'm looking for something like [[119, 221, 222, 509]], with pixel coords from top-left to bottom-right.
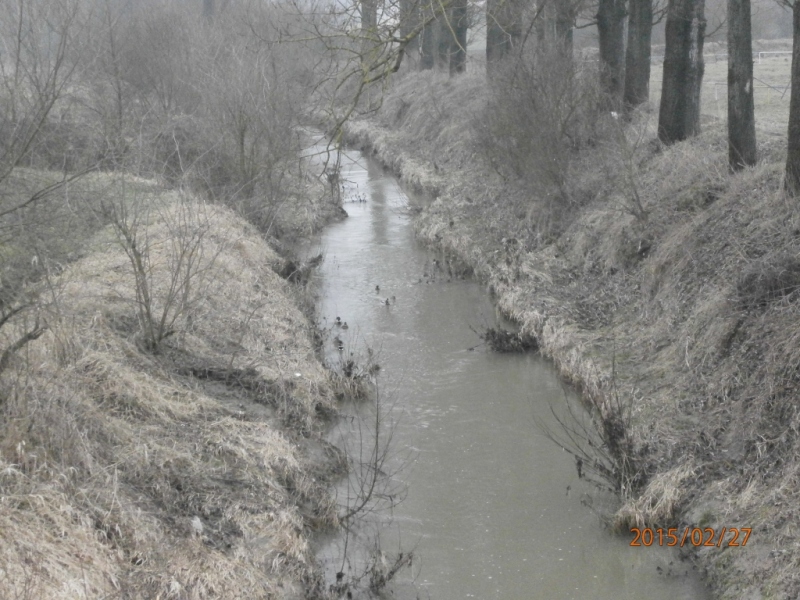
[[486, 0, 520, 64], [685, 0, 706, 136], [727, 0, 756, 170], [555, 0, 575, 61], [421, 4, 436, 70], [658, 0, 705, 143], [533, 0, 574, 59], [597, 0, 627, 103], [450, 0, 468, 74], [421, 26, 436, 69], [203, 0, 214, 18], [361, 0, 377, 32], [436, 13, 451, 70], [623, 0, 653, 110], [785, 0, 800, 194], [361, 0, 378, 67], [400, 0, 420, 66]]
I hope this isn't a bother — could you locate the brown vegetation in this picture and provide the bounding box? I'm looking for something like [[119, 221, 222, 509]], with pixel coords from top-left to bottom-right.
[[0, 182, 348, 598], [346, 66, 800, 598]]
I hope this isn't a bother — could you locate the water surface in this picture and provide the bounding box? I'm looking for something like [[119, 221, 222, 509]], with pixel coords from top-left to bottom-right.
[[303, 140, 708, 600]]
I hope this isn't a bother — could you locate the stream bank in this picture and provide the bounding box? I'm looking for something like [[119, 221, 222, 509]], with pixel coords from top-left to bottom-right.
[[0, 171, 351, 598], [342, 69, 800, 598]]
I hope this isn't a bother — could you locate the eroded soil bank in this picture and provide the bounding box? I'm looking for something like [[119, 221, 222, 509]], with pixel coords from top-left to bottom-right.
[[345, 69, 800, 599], [0, 174, 348, 598]]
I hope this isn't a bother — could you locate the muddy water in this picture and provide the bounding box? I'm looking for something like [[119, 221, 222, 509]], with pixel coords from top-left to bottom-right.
[[303, 141, 708, 600]]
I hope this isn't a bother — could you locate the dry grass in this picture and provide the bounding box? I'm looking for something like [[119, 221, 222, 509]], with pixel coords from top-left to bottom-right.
[[348, 56, 800, 598], [0, 171, 162, 307], [0, 177, 341, 599], [614, 462, 697, 529]]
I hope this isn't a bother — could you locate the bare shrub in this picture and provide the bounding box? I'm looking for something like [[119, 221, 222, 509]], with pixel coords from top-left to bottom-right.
[[322, 347, 414, 597], [477, 46, 606, 241], [597, 111, 653, 222], [101, 186, 222, 352], [194, 37, 301, 204], [537, 371, 650, 498]]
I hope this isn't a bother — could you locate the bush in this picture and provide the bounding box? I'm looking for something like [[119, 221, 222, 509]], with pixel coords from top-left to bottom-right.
[[102, 188, 222, 352], [477, 47, 607, 240]]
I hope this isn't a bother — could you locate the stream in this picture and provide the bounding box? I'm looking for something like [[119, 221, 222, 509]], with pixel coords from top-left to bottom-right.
[[301, 138, 709, 599]]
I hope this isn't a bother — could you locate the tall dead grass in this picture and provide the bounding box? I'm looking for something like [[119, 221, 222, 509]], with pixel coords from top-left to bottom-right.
[[0, 180, 340, 598]]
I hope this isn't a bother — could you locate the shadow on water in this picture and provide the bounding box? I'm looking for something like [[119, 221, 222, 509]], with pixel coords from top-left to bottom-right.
[[300, 135, 710, 600]]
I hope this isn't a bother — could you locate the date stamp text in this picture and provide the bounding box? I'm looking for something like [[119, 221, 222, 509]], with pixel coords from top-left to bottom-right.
[[630, 527, 752, 548]]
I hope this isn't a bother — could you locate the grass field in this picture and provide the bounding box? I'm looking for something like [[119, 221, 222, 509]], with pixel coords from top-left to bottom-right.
[[650, 52, 792, 133]]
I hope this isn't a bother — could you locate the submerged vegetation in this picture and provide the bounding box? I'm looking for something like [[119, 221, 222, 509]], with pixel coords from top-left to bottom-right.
[[481, 326, 539, 352]]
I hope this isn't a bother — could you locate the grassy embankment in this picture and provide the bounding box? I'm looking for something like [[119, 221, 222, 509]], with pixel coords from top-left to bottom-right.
[[345, 57, 800, 599], [0, 170, 350, 598]]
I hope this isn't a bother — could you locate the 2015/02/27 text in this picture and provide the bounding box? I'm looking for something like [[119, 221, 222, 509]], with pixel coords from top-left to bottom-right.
[[630, 527, 752, 548]]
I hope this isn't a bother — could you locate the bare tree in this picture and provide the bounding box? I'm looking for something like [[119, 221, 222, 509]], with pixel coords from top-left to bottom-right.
[[623, 0, 653, 111], [487, 0, 522, 63], [0, 0, 88, 372], [658, 0, 706, 143], [786, 0, 800, 194], [597, 0, 627, 103], [727, 0, 756, 170], [121, 6, 197, 119], [287, 0, 458, 133], [684, 0, 706, 134], [0, 0, 84, 180]]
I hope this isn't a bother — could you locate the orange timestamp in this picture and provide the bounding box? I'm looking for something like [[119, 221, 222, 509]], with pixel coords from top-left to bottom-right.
[[630, 527, 752, 548]]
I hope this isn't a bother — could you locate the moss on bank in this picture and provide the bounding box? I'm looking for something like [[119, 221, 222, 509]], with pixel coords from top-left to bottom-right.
[[0, 174, 346, 598], [347, 69, 800, 599]]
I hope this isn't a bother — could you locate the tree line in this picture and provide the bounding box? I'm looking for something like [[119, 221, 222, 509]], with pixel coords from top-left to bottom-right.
[[351, 0, 800, 192]]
